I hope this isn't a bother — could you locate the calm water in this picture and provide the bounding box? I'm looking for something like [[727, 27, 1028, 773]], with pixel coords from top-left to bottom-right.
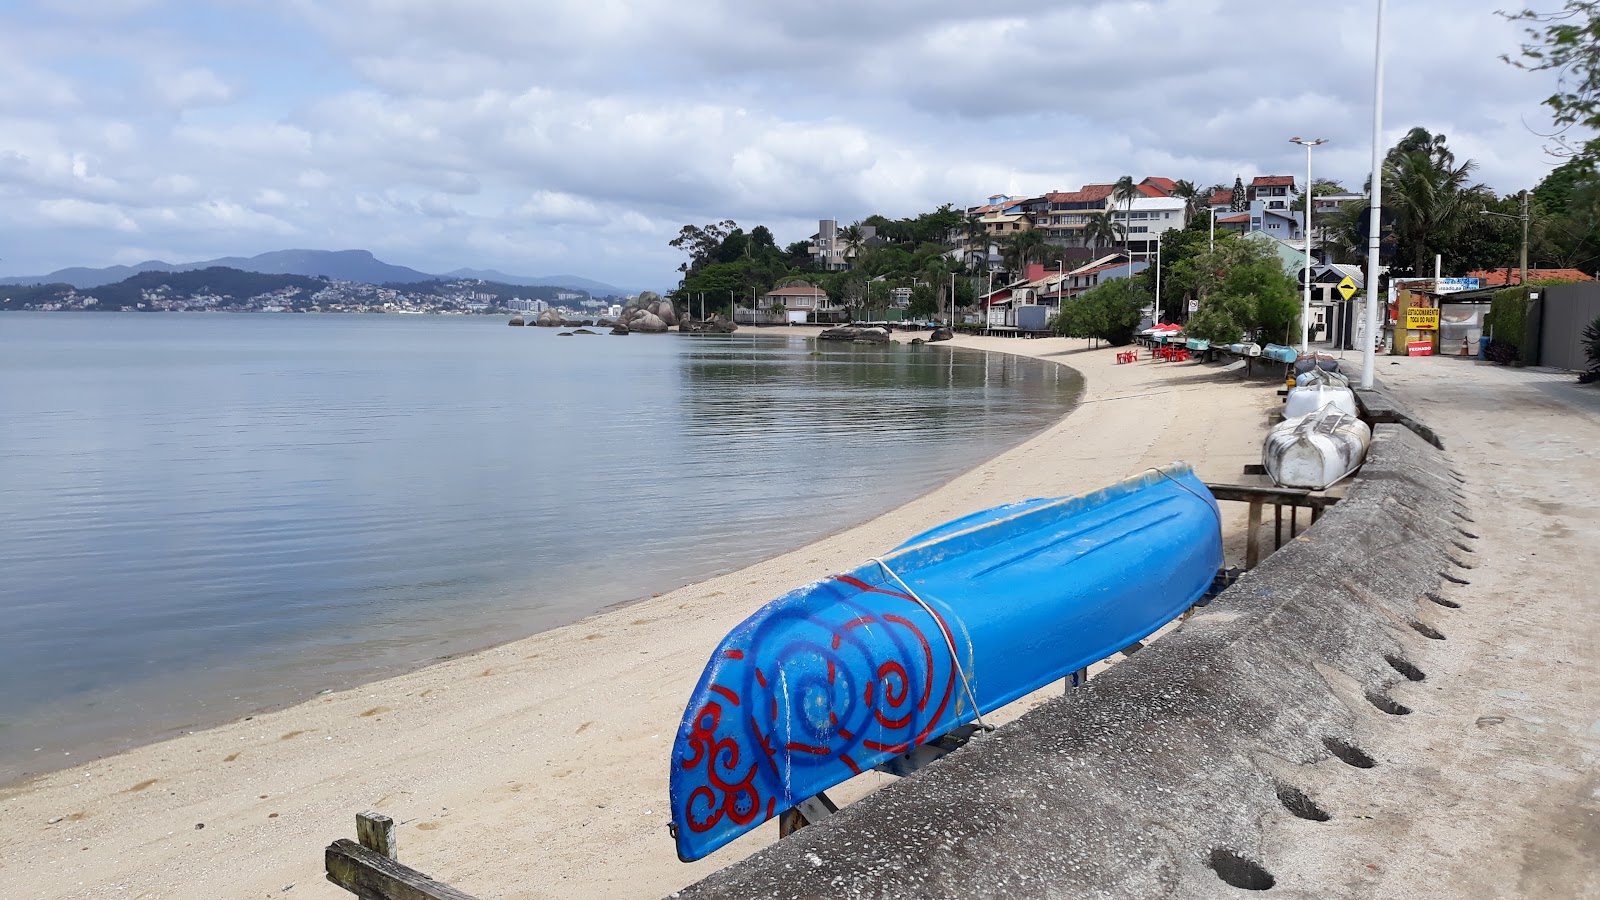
[[0, 313, 1082, 781]]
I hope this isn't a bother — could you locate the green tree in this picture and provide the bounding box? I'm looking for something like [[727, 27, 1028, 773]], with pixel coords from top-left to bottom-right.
[[908, 283, 938, 319], [839, 224, 867, 267], [1000, 228, 1049, 271], [1113, 175, 1139, 260], [1183, 238, 1301, 345], [1171, 179, 1202, 221], [1230, 176, 1248, 212], [1051, 277, 1150, 346], [1501, 3, 1600, 167], [1082, 211, 1122, 254], [1381, 129, 1484, 275]]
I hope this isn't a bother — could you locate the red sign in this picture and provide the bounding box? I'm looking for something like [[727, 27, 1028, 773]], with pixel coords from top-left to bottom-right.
[[1406, 340, 1435, 357]]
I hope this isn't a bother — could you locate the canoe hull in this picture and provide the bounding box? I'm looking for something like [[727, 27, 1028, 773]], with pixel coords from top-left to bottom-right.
[[1262, 343, 1298, 363], [669, 465, 1223, 861], [1264, 407, 1372, 490], [1285, 384, 1357, 418]]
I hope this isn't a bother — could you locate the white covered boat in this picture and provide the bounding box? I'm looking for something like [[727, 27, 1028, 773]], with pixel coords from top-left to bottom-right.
[[1264, 406, 1372, 490], [1228, 342, 1262, 357], [1284, 383, 1357, 418]]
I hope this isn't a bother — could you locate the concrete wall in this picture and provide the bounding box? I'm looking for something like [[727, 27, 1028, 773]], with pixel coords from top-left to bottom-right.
[[1538, 282, 1600, 371], [676, 415, 1470, 898]]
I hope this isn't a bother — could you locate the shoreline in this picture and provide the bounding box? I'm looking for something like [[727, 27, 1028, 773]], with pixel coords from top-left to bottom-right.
[[0, 324, 1075, 789], [0, 334, 1280, 900]]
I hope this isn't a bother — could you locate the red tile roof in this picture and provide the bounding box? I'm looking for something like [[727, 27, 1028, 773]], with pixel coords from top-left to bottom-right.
[[1252, 175, 1296, 187], [1137, 184, 1166, 197], [1044, 185, 1115, 203], [1217, 213, 1249, 224], [1468, 268, 1595, 287], [1210, 190, 1233, 206], [1141, 177, 1176, 194]]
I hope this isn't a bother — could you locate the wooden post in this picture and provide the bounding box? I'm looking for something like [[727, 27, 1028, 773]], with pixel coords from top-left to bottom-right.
[[358, 812, 396, 860], [325, 840, 481, 900], [1245, 500, 1263, 569]]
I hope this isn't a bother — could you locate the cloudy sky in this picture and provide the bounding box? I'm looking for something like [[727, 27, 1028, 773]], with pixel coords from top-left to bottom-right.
[[0, 0, 1573, 290]]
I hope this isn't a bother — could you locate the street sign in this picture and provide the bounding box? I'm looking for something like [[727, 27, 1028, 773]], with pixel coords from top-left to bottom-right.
[[1404, 308, 1440, 330], [1434, 277, 1481, 294], [1187, 297, 1198, 313], [1337, 276, 1358, 301]]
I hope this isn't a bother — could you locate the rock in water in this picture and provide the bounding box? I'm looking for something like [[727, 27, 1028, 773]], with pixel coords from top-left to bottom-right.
[[610, 324, 630, 335], [928, 327, 954, 342], [572, 328, 597, 335], [536, 309, 564, 327], [508, 316, 525, 326], [630, 312, 669, 333], [818, 326, 890, 344]]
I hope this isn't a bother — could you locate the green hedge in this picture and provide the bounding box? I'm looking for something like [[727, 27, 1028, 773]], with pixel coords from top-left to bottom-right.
[[1487, 286, 1528, 352]]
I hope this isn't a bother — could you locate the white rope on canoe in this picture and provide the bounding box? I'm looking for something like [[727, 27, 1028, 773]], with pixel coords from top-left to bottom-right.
[[868, 557, 989, 732]]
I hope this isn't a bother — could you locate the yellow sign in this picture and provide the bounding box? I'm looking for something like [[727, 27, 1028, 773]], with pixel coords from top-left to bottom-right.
[[1337, 276, 1358, 301], [1405, 307, 1440, 330]]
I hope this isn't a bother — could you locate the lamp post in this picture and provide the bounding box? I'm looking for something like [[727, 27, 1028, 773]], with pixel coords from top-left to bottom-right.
[[1209, 207, 1217, 252], [1291, 136, 1328, 351], [1361, 0, 1387, 389]]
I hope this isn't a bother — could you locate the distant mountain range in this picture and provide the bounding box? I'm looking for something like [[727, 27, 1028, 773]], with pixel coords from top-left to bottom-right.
[[0, 249, 635, 297]]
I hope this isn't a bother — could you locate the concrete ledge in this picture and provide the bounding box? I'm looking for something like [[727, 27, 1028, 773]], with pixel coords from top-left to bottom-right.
[[1355, 381, 1444, 450], [676, 425, 1467, 898]]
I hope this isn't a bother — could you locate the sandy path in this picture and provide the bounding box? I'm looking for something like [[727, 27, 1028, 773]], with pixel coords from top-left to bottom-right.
[[0, 334, 1279, 900]]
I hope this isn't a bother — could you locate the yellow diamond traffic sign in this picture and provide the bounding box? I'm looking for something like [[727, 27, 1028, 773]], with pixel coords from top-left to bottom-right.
[[1337, 276, 1358, 301]]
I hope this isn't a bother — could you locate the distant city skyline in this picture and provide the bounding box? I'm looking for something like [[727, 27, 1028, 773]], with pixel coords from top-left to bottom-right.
[[0, 1, 1574, 289]]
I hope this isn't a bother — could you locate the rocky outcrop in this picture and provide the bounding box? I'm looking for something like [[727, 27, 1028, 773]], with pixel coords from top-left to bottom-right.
[[610, 324, 630, 335], [508, 316, 525, 326], [615, 298, 677, 333], [680, 316, 739, 334], [928, 327, 954, 342], [572, 328, 598, 335], [818, 326, 890, 344], [627, 312, 669, 333], [535, 309, 564, 327]]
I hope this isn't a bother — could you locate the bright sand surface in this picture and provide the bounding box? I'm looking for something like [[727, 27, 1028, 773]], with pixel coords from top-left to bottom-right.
[[0, 333, 1282, 899]]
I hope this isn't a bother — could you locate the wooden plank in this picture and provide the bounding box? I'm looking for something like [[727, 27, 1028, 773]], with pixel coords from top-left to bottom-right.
[[325, 839, 481, 900], [357, 812, 397, 860], [1205, 482, 1340, 511]]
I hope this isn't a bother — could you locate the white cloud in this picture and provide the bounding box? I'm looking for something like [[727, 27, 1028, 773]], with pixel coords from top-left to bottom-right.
[[0, 0, 1579, 289]]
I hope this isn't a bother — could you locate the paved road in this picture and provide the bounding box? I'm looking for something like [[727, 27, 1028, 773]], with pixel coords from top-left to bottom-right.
[[1275, 358, 1599, 898]]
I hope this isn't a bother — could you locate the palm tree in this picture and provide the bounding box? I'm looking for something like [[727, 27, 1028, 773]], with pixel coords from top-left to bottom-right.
[[1082, 212, 1122, 255], [839, 223, 866, 268], [1001, 229, 1049, 272], [1383, 148, 1481, 275], [1113, 175, 1140, 270], [963, 217, 992, 271], [1171, 179, 1201, 222]]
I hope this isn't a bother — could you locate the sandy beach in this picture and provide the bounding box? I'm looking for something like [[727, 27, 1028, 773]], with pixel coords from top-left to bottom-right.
[[0, 333, 1282, 900]]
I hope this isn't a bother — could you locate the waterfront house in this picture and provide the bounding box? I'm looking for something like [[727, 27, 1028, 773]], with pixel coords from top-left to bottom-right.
[[763, 284, 833, 324]]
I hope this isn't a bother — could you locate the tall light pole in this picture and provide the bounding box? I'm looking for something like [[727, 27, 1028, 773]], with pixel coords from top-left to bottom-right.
[[1210, 206, 1217, 252], [1291, 137, 1328, 351], [1361, 0, 1387, 389]]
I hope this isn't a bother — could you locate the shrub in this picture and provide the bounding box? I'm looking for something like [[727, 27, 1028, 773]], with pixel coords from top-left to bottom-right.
[[1582, 314, 1600, 384], [1487, 286, 1528, 355], [1485, 338, 1520, 366]]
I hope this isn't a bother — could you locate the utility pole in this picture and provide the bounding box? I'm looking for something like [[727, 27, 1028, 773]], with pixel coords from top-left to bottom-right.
[[1480, 189, 1531, 289], [1361, 0, 1387, 389]]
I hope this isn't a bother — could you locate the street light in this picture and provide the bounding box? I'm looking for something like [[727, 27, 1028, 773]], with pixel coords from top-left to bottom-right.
[[1290, 137, 1328, 352], [1480, 190, 1530, 290], [1361, 0, 1387, 389]]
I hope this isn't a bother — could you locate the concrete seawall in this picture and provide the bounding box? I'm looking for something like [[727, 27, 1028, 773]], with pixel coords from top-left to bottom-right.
[[677, 422, 1473, 898]]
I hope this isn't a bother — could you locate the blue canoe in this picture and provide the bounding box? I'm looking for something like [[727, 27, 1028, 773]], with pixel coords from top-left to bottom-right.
[[1186, 338, 1210, 352], [669, 465, 1223, 861], [1262, 343, 1299, 363]]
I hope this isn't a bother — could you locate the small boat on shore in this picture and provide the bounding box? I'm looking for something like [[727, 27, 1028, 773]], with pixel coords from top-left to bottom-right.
[[669, 465, 1224, 861], [1296, 368, 1350, 388], [1285, 383, 1357, 418], [1294, 353, 1340, 375], [1186, 338, 1210, 352], [1262, 344, 1298, 363], [1228, 342, 1262, 357], [1264, 406, 1372, 490]]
